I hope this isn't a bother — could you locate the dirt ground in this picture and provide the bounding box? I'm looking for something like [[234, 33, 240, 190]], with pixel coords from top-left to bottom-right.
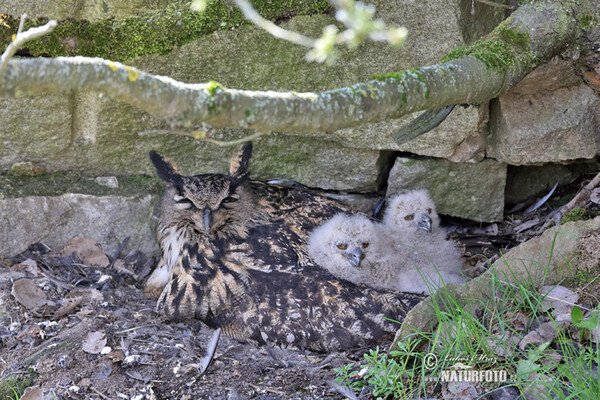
[[0, 243, 373, 400]]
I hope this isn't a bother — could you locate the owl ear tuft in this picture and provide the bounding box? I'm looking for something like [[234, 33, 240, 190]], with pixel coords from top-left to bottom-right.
[[149, 151, 184, 190], [229, 141, 253, 178]]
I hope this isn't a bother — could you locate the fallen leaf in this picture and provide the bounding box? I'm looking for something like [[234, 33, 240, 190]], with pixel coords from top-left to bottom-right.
[[70, 288, 105, 303], [519, 322, 556, 350], [16, 324, 41, 340], [106, 350, 126, 363], [11, 279, 49, 309], [91, 361, 113, 381], [11, 259, 39, 276], [540, 285, 578, 316], [82, 331, 107, 354], [443, 381, 484, 400], [77, 378, 92, 389], [20, 387, 44, 400], [519, 331, 548, 350], [60, 238, 110, 268]]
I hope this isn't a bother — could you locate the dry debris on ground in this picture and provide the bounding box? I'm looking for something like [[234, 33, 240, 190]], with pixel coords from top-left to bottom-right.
[[1, 241, 362, 400]]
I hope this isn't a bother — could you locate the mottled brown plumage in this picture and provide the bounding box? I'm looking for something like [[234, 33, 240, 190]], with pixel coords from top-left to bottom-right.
[[145, 143, 423, 352]]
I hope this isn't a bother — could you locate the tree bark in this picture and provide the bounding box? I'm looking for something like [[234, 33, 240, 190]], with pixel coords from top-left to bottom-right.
[[0, 0, 596, 134]]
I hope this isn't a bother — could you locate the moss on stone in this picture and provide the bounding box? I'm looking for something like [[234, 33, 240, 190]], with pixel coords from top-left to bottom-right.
[[579, 14, 597, 29], [0, 0, 330, 62], [0, 172, 164, 198], [560, 207, 599, 224]]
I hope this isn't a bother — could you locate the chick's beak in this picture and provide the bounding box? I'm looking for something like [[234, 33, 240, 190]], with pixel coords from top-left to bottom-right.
[[203, 207, 212, 234], [346, 247, 365, 268], [416, 213, 432, 232]]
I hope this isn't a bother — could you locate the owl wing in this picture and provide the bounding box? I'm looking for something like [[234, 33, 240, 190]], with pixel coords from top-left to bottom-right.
[[159, 244, 423, 352]]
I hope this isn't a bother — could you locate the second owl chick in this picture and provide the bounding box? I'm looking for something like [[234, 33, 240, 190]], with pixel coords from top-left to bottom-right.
[[382, 189, 464, 291]]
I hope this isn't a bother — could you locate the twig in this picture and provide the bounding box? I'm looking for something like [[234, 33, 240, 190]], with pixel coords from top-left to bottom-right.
[[17, 14, 27, 35], [90, 387, 114, 400], [0, 18, 57, 76], [232, 0, 316, 47], [138, 129, 270, 146], [109, 237, 130, 269], [540, 171, 600, 231]]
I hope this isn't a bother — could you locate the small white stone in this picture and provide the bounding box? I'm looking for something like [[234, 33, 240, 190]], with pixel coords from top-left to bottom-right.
[[95, 176, 119, 189]]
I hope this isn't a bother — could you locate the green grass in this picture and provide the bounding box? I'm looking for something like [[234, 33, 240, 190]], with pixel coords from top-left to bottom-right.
[[335, 242, 600, 399], [0, 373, 36, 400]]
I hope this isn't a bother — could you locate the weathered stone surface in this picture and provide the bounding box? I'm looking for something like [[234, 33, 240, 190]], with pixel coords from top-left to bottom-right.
[[387, 157, 507, 222], [250, 135, 386, 192], [0, 0, 175, 20], [326, 105, 486, 160], [0, 95, 72, 172], [488, 61, 600, 165], [96, 99, 386, 190], [0, 194, 159, 257]]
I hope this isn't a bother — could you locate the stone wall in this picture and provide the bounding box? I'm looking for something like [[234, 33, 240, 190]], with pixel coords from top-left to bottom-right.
[[1, 0, 599, 256]]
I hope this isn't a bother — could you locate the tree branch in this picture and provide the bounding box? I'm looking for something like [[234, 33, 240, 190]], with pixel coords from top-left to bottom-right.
[[0, 0, 588, 135], [0, 18, 57, 76]]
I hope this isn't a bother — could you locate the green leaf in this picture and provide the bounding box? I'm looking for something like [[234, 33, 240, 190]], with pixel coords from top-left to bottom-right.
[[575, 311, 599, 329], [516, 359, 539, 377], [571, 306, 584, 325]]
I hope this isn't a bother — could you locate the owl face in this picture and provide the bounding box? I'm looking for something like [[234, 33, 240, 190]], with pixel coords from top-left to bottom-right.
[[384, 190, 440, 234], [308, 213, 376, 270], [150, 144, 257, 237]]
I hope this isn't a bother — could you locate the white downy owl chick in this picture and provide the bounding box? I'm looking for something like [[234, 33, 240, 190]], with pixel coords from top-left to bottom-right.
[[380, 189, 464, 293], [307, 213, 377, 286]]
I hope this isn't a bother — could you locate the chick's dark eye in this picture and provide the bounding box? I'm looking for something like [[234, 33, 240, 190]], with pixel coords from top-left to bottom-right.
[[336, 243, 347, 250], [362, 242, 369, 248], [404, 214, 414, 221], [427, 208, 432, 214]]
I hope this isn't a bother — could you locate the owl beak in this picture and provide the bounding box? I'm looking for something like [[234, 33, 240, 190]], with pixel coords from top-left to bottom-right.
[[416, 213, 432, 232], [346, 248, 365, 268], [203, 207, 212, 234]]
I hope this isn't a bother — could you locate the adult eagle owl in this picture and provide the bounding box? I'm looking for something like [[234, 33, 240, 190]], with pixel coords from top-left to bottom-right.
[[145, 143, 423, 352]]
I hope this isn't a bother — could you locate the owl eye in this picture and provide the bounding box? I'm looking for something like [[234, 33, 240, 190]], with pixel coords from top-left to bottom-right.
[[427, 208, 432, 214], [336, 243, 347, 250], [173, 195, 196, 210], [361, 242, 369, 248], [222, 196, 238, 204], [404, 214, 414, 221]]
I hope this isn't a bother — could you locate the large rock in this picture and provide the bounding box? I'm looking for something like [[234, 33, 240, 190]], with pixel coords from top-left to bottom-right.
[[392, 216, 600, 352], [0, 194, 159, 257], [488, 61, 600, 165], [387, 157, 507, 222]]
